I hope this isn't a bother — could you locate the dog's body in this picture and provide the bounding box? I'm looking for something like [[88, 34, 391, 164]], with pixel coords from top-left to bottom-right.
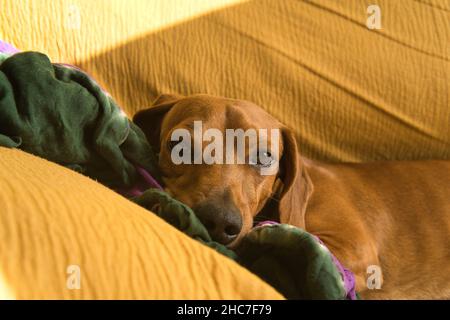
[[134, 94, 450, 299], [304, 159, 450, 299]]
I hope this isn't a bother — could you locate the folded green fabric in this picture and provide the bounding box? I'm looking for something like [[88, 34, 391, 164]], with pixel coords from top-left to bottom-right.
[[0, 51, 159, 188], [236, 224, 347, 299]]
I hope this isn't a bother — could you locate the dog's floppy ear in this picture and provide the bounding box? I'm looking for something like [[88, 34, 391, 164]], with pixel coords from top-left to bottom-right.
[[133, 94, 183, 152], [277, 127, 314, 228]]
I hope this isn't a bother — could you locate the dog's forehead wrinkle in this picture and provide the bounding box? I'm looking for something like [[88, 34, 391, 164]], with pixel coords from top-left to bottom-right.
[[173, 103, 208, 120], [225, 104, 250, 127], [225, 104, 283, 133]]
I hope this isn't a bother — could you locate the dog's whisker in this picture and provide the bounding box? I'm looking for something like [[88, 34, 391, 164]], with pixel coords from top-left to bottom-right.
[[257, 185, 281, 203]]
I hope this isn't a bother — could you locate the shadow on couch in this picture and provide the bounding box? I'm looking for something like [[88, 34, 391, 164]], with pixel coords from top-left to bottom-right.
[[76, 0, 450, 162]]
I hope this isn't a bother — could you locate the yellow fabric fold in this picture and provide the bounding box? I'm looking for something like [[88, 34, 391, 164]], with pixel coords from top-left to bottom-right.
[[0, 148, 282, 299]]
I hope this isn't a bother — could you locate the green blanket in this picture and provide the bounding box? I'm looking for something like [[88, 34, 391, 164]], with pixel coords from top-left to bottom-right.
[[0, 51, 356, 300], [0, 51, 159, 189]]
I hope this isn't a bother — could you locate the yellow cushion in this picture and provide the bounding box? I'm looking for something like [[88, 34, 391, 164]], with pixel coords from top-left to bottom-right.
[[1, 0, 448, 161], [0, 147, 282, 299]]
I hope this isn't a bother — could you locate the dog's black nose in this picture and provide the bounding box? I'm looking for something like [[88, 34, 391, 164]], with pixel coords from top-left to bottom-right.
[[193, 202, 242, 245]]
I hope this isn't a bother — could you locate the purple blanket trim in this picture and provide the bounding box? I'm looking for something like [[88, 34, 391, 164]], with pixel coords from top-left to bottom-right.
[[255, 220, 357, 300], [118, 166, 163, 197], [255, 221, 279, 227], [136, 166, 163, 190], [0, 40, 20, 54], [314, 236, 357, 300]]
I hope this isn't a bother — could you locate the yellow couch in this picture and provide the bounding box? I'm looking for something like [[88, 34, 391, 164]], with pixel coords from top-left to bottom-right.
[[0, 0, 448, 299]]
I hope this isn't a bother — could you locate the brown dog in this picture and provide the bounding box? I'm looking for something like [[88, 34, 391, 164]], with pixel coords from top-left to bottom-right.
[[134, 94, 450, 299]]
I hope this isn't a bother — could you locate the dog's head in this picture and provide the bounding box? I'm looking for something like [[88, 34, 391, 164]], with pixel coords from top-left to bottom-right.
[[134, 94, 313, 246]]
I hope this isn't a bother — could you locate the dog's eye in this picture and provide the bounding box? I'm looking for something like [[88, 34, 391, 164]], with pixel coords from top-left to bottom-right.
[[252, 151, 273, 168]]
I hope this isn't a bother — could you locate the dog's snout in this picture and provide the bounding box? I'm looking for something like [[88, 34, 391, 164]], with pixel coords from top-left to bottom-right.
[[193, 202, 242, 245]]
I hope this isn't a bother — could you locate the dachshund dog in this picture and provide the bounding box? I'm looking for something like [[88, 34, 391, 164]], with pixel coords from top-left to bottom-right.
[[134, 93, 450, 299]]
